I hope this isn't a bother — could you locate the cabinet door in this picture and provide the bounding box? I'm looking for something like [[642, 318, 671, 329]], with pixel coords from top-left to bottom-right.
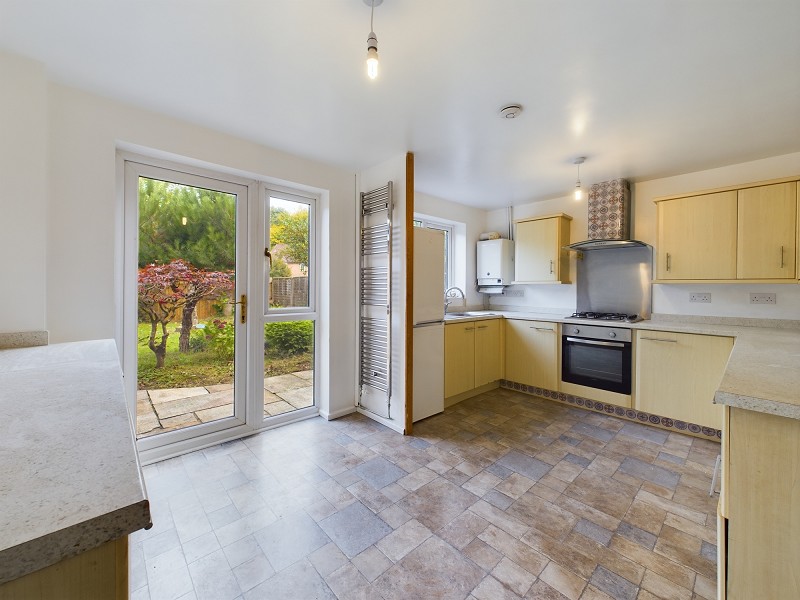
[[635, 331, 732, 429], [737, 182, 797, 279], [515, 218, 557, 282], [504, 319, 558, 389], [444, 323, 475, 397], [474, 319, 502, 387], [657, 191, 737, 279]]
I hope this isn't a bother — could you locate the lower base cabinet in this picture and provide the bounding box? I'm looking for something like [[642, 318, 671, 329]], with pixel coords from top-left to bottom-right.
[[444, 319, 503, 398], [0, 537, 128, 600], [635, 330, 733, 429], [504, 319, 558, 390], [722, 407, 800, 599]]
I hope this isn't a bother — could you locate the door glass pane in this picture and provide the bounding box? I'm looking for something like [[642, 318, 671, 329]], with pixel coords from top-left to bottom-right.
[[136, 176, 237, 438], [266, 197, 310, 311], [263, 320, 315, 416]]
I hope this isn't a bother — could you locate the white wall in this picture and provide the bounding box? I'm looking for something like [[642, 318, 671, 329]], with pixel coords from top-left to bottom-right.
[[358, 155, 408, 432], [414, 191, 487, 309], [35, 74, 357, 417], [486, 152, 800, 319], [0, 52, 48, 333]]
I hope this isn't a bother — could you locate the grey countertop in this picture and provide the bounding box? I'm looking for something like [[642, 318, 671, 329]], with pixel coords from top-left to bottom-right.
[[445, 310, 800, 420], [0, 339, 151, 584]]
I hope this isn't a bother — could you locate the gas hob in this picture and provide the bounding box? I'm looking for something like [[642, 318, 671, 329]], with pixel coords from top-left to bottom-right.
[[566, 311, 642, 323]]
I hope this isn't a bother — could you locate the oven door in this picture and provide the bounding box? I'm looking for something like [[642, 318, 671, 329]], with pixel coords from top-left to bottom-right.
[[562, 335, 632, 395]]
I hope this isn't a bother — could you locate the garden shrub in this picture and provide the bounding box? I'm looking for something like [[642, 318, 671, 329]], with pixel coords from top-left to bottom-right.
[[189, 327, 209, 352], [205, 319, 235, 359], [265, 321, 313, 356]]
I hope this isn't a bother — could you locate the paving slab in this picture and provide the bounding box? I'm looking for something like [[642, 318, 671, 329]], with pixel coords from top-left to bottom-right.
[[280, 386, 314, 409], [265, 374, 308, 394], [149, 386, 209, 404]]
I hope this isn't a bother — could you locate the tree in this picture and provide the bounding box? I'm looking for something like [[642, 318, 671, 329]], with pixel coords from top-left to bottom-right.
[[138, 260, 234, 367], [270, 257, 292, 278], [138, 178, 236, 271], [270, 207, 309, 266]]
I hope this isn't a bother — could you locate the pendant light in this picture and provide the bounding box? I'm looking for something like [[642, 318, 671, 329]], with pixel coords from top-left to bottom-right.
[[365, 0, 383, 79], [573, 157, 586, 201]]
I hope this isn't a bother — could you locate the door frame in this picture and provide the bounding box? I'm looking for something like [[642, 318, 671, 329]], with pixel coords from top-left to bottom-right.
[[119, 152, 321, 464]]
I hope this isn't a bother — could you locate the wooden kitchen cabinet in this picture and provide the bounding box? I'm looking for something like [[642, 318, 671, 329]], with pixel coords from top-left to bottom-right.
[[474, 319, 503, 387], [635, 330, 733, 429], [444, 321, 477, 397], [444, 318, 503, 399], [655, 191, 737, 280], [504, 319, 558, 390], [723, 408, 800, 599], [513, 214, 572, 284], [736, 181, 797, 279]]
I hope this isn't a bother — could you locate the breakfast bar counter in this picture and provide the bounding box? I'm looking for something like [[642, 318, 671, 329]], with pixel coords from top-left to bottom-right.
[[0, 338, 151, 596]]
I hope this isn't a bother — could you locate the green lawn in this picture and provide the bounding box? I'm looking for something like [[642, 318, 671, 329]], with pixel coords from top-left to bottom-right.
[[137, 322, 312, 389]]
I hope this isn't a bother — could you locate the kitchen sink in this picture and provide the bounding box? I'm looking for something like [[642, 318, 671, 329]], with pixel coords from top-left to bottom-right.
[[445, 311, 497, 317]]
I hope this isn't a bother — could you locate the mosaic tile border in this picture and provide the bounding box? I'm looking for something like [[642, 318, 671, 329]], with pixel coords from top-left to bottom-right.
[[500, 379, 721, 441]]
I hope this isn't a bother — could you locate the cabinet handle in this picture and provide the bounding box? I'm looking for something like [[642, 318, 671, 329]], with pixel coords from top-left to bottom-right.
[[780, 245, 785, 268], [530, 326, 553, 332], [476, 325, 488, 329], [666, 252, 671, 272], [640, 337, 677, 343], [549, 260, 554, 274], [464, 327, 475, 331]]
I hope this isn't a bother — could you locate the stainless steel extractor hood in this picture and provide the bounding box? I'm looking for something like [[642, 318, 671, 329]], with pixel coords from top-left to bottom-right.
[[566, 178, 648, 251]]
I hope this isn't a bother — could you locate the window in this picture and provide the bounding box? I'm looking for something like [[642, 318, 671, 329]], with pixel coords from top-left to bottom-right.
[[414, 216, 454, 289]]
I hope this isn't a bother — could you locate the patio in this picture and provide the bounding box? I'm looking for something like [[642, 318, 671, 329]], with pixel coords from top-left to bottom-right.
[[136, 370, 314, 437]]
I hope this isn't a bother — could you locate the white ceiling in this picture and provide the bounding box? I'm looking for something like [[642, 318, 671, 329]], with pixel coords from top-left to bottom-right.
[[2, 1, 799, 209]]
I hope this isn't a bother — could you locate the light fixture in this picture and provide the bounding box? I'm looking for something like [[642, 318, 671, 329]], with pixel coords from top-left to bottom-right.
[[499, 104, 523, 119], [573, 157, 586, 201], [365, 0, 383, 79]]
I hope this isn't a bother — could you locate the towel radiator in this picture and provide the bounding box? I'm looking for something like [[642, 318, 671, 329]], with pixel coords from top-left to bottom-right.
[[358, 182, 393, 418]]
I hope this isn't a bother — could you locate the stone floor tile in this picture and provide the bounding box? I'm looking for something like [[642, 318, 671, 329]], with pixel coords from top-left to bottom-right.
[[524, 579, 571, 600], [462, 538, 503, 571], [478, 525, 549, 577], [325, 563, 373, 599], [496, 450, 553, 481], [148, 562, 195, 600], [495, 472, 535, 499], [589, 565, 639, 600], [377, 503, 412, 529], [232, 551, 274, 594], [396, 466, 438, 491], [574, 518, 614, 547], [374, 536, 484, 600], [640, 569, 693, 600], [254, 511, 330, 571], [491, 556, 536, 596], [471, 574, 523, 600], [279, 385, 313, 409], [244, 559, 336, 600], [398, 477, 479, 531], [308, 542, 349, 577], [351, 456, 407, 490], [375, 518, 432, 562], [319, 500, 392, 558], [182, 531, 221, 564], [539, 561, 587, 600], [222, 535, 262, 569], [187, 549, 242, 600], [618, 456, 680, 490], [149, 387, 209, 404], [352, 545, 393, 582]]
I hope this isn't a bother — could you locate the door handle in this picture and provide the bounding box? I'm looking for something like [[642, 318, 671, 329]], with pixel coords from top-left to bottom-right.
[[549, 260, 554, 274], [780, 245, 784, 268], [230, 294, 247, 324], [666, 252, 671, 272]]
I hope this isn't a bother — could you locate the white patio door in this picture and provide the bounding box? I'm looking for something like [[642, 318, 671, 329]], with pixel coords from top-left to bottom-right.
[[124, 160, 251, 459], [123, 158, 319, 461]]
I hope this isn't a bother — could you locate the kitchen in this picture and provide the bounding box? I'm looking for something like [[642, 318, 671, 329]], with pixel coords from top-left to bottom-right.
[[2, 1, 800, 599]]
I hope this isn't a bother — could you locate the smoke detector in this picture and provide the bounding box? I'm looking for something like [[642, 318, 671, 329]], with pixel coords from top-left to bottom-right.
[[499, 104, 523, 119]]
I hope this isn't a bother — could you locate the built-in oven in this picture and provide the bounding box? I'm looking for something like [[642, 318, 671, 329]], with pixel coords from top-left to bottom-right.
[[561, 323, 632, 395]]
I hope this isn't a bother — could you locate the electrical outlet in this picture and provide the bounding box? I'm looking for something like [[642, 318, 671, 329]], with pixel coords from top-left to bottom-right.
[[689, 293, 711, 303], [750, 293, 776, 305], [503, 288, 524, 297]]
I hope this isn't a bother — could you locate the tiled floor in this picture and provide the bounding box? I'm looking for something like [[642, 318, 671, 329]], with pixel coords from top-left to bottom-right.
[[130, 387, 719, 600], [136, 372, 314, 437]]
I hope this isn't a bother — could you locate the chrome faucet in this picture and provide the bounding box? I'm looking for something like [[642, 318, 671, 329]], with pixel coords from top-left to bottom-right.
[[444, 286, 466, 314]]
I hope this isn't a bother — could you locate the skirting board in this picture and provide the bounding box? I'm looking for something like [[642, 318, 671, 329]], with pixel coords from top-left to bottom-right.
[[500, 379, 721, 441]]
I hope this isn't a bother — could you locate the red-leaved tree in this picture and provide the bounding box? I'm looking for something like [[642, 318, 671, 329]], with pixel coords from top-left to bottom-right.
[[138, 260, 234, 367]]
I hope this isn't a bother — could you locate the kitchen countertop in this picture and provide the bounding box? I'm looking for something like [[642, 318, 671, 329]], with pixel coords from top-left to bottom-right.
[[0, 339, 151, 584], [444, 310, 800, 420]]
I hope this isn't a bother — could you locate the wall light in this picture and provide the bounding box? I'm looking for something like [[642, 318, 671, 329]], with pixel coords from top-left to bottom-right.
[[573, 157, 586, 201]]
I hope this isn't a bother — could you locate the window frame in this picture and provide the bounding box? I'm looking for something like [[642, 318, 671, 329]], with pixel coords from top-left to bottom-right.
[[413, 216, 454, 289]]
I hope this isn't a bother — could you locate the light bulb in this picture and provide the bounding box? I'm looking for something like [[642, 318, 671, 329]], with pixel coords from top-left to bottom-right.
[[367, 49, 379, 79], [574, 183, 583, 201]]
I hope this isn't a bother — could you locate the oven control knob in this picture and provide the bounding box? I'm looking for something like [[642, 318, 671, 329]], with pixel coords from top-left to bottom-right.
[[572, 328, 579, 335], [609, 331, 617, 338]]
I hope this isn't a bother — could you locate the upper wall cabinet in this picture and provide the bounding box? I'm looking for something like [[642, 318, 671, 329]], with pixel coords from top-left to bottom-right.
[[737, 182, 797, 279], [513, 214, 572, 284], [654, 177, 799, 282], [656, 191, 737, 280]]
